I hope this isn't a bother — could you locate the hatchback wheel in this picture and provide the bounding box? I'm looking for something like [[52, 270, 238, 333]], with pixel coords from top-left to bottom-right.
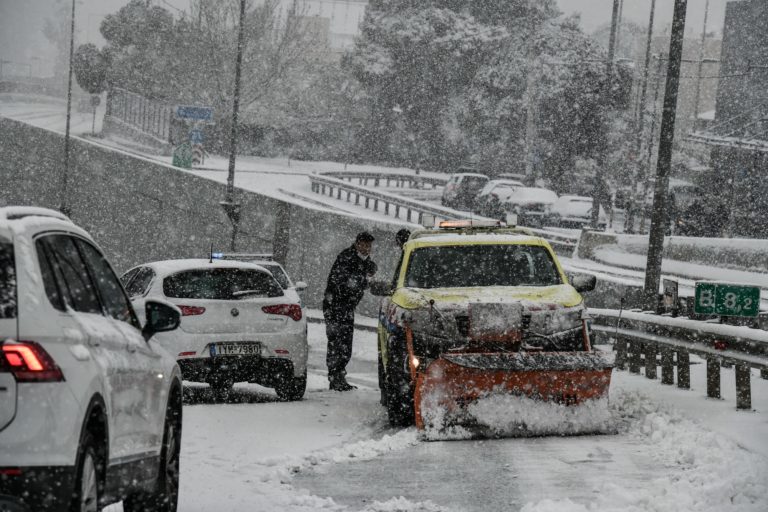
[[275, 370, 307, 401]]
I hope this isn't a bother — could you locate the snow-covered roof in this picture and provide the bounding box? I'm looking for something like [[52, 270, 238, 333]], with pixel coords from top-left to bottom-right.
[[143, 258, 271, 277], [408, 232, 544, 247]]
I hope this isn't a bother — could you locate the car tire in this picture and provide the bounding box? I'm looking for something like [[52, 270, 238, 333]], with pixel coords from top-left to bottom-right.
[[275, 370, 307, 401], [70, 432, 101, 512], [385, 335, 414, 427], [123, 392, 182, 512], [377, 350, 387, 407]]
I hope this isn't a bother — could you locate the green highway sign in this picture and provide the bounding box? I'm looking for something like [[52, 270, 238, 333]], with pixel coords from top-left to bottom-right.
[[694, 282, 761, 317]]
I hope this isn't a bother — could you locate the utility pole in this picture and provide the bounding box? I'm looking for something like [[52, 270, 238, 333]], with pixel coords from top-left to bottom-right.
[[643, 0, 688, 310], [590, 0, 621, 228], [638, 56, 665, 235], [220, 0, 247, 251], [60, 0, 76, 217], [693, 0, 710, 121], [523, 0, 538, 186], [624, 0, 657, 233]]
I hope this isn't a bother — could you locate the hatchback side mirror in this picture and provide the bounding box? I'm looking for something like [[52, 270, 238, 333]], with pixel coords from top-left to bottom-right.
[[142, 300, 181, 341], [570, 274, 597, 293], [294, 281, 308, 292]]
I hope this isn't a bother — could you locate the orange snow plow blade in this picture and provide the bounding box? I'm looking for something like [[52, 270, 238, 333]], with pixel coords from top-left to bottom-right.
[[413, 351, 613, 431]]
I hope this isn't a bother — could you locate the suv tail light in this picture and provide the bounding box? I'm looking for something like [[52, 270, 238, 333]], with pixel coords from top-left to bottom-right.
[[1, 341, 64, 382], [178, 305, 206, 316], [262, 304, 302, 322]]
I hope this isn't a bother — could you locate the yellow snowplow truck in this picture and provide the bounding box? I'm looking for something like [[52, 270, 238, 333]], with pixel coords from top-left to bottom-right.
[[370, 221, 613, 430]]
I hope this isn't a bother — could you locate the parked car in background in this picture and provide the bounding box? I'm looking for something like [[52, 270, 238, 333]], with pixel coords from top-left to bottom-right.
[[497, 172, 527, 183], [547, 195, 607, 229], [441, 170, 489, 210], [1, 207, 183, 512], [121, 258, 308, 402], [501, 187, 559, 227], [474, 179, 524, 217]]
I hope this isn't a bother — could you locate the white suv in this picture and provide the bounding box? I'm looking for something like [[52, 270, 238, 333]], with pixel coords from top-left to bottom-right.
[[120, 259, 309, 401], [0, 207, 183, 512]]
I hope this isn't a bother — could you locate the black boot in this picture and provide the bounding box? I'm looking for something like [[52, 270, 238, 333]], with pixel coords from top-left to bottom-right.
[[329, 375, 357, 391]]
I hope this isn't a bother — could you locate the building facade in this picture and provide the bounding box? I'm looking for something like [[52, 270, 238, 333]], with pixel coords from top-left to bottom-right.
[[688, 0, 768, 238]]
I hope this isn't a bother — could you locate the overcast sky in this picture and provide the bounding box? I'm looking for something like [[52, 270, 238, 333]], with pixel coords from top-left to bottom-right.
[[557, 0, 728, 36]]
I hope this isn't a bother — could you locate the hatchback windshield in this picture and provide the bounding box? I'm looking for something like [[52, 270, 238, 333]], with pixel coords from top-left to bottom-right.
[[0, 238, 16, 318], [405, 244, 562, 289], [163, 268, 283, 300]]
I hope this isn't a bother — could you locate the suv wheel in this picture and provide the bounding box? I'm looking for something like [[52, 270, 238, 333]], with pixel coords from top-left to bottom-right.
[[70, 432, 100, 512], [385, 335, 414, 427], [124, 394, 182, 512], [275, 370, 307, 401]]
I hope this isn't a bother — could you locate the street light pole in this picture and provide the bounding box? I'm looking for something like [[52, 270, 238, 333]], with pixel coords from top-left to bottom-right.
[[221, 0, 247, 251], [590, 0, 621, 229], [60, 0, 76, 217], [693, 0, 710, 121], [643, 0, 689, 310], [624, 0, 657, 233]]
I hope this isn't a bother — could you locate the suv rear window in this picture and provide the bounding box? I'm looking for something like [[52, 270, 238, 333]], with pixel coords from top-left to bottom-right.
[[405, 244, 562, 289], [0, 238, 16, 319], [163, 268, 283, 300]]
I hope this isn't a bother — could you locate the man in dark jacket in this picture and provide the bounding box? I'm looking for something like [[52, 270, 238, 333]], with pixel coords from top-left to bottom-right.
[[323, 232, 377, 391]]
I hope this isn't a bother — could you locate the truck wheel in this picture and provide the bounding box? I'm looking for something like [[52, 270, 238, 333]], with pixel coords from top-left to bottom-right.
[[385, 336, 414, 427], [377, 351, 387, 407], [275, 370, 307, 401]]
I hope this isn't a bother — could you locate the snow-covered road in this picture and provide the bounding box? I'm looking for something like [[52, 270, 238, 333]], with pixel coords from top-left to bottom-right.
[[98, 323, 768, 512]]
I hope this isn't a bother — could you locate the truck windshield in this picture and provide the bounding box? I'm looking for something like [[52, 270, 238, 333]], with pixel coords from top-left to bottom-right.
[[0, 238, 16, 319], [405, 244, 562, 289]]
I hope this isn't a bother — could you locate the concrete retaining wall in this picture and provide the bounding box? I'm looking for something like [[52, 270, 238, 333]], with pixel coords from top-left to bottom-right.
[[0, 117, 404, 316]]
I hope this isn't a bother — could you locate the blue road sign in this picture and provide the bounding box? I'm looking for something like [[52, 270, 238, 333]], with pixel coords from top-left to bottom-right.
[[189, 128, 204, 144], [175, 105, 214, 122]]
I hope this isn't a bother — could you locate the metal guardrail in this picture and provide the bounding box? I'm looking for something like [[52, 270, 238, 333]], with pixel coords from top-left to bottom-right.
[[320, 171, 448, 189], [308, 173, 474, 224], [590, 308, 768, 410], [308, 172, 580, 257], [107, 87, 173, 143]]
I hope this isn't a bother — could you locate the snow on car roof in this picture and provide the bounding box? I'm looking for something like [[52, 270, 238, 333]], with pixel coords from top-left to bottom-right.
[[0, 207, 94, 242], [408, 232, 546, 247], [144, 258, 272, 277], [510, 187, 558, 203]]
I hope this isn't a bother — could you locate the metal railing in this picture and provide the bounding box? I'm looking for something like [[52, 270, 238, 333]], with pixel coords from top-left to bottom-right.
[[308, 173, 474, 224], [106, 87, 173, 143], [590, 308, 768, 410], [320, 171, 448, 189]]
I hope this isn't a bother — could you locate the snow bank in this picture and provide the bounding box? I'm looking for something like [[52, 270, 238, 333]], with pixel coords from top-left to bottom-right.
[[361, 497, 451, 512], [521, 390, 768, 512]]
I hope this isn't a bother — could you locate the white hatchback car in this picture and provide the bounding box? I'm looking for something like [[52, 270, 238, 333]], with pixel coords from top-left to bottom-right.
[[0, 207, 183, 512], [120, 259, 309, 401]]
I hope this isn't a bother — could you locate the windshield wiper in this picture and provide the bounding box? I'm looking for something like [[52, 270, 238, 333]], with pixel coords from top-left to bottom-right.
[[231, 289, 265, 298]]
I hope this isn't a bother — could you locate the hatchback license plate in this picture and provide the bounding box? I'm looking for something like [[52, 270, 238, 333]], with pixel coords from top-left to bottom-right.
[[210, 342, 262, 357]]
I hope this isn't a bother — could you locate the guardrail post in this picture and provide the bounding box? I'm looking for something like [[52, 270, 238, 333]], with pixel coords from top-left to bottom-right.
[[373, 199, 379, 212], [395, 205, 400, 218], [386, 178, 391, 187], [311, 182, 317, 193], [407, 209, 412, 222], [374, 178, 380, 187], [677, 351, 690, 389], [660, 348, 674, 384], [628, 340, 642, 374], [384, 202, 390, 215], [346, 191, 351, 202], [735, 364, 751, 410], [321, 185, 326, 195], [645, 343, 657, 379], [328, 186, 333, 197], [706, 356, 721, 399], [337, 188, 342, 199], [365, 197, 370, 209], [614, 335, 627, 370], [355, 194, 360, 205]]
